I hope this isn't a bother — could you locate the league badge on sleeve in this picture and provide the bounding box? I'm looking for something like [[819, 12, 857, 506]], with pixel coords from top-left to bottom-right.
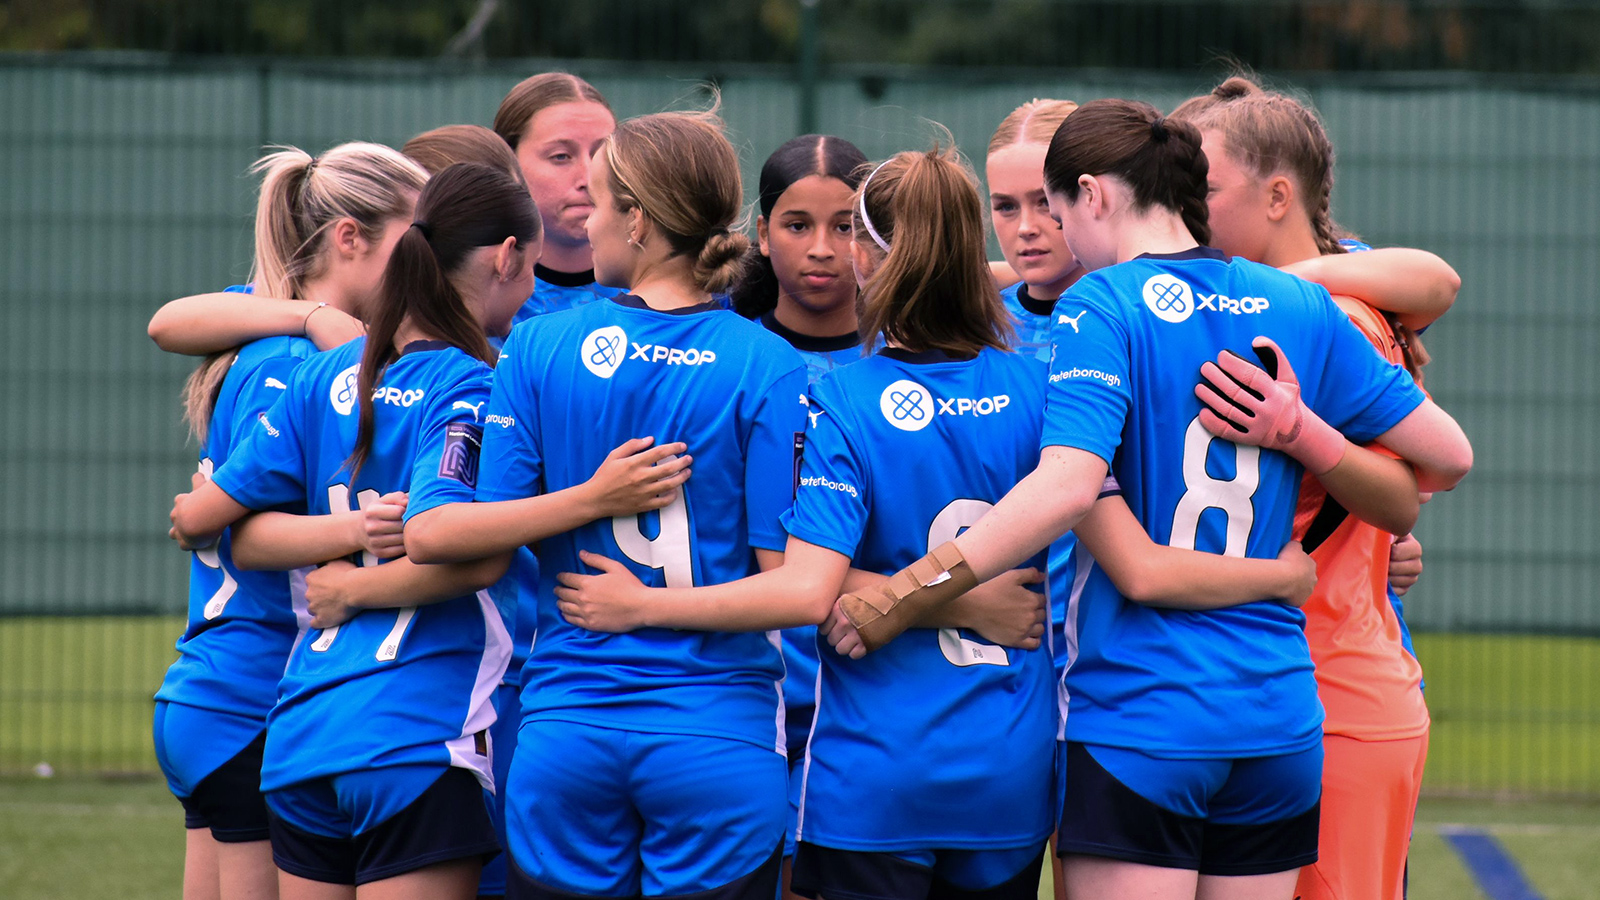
[[438, 421, 484, 487]]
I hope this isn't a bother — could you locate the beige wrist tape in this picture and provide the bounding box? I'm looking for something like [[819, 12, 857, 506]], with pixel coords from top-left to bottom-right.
[[839, 541, 978, 653]]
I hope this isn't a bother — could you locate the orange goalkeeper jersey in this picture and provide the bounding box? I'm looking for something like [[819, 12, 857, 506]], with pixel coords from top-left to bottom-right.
[[1292, 296, 1429, 741]]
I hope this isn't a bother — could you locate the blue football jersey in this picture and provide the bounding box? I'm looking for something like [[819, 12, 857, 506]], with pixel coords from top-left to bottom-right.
[[154, 329, 316, 731], [478, 295, 809, 752], [996, 282, 1081, 679], [757, 310, 864, 734], [512, 266, 625, 324], [211, 338, 513, 790], [1044, 247, 1426, 758], [783, 347, 1056, 851], [1000, 282, 1058, 366]]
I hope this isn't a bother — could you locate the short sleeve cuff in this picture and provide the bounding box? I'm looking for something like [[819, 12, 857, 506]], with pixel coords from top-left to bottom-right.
[[778, 511, 859, 560]]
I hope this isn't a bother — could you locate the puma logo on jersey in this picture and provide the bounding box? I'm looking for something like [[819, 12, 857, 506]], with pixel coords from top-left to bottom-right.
[[808, 409, 827, 428], [452, 400, 485, 421], [1057, 310, 1087, 333], [264, 377, 288, 390]]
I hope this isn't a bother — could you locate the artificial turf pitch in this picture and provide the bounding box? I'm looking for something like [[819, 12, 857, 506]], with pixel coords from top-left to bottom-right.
[[2, 618, 1597, 896]]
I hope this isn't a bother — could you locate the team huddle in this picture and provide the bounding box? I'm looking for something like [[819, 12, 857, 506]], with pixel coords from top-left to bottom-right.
[[150, 71, 1473, 900]]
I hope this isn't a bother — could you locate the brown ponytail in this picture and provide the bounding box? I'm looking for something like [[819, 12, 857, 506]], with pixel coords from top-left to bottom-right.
[[347, 164, 539, 476], [854, 144, 1012, 357], [182, 143, 427, 442], [1043, 99, 1211, 246]]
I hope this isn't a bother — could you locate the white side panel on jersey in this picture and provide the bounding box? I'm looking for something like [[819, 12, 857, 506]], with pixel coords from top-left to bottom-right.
[[767, 629, 787, 757], [1057, 549, 1096, 742], [794, 643, 826, 843], [447, 587, 514, 792]]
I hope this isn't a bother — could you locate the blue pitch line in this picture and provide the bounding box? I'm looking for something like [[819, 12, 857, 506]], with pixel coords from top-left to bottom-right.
[[1440, 827, 1545, 900]]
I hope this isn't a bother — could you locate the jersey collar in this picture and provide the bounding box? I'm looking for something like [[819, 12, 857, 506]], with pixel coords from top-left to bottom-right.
[[1015, 284, 1058, 317], [611, 293, 725, 316], [1135, 246, 1230, 262], [879, 346, 977, 365], [759, 311, 861, 352], [399, 339, 452, 356], [535, 264, 600, 288]]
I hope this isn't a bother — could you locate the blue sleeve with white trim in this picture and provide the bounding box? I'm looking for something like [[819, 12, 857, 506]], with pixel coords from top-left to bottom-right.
[[210, 366, 312, 511], [476, 329, 544, 504], [744, 365, 810, 551], [780, 380, 870, 559], [1041, 276, 1133, 465]]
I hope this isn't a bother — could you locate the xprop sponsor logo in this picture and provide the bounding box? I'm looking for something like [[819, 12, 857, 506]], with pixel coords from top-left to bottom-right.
[[880, 379, 1012, 431], [1143, 274, 1195, 324], [581, 326, 628, 379], [330, 364, 361, 415], [880, 379, 936, 431]]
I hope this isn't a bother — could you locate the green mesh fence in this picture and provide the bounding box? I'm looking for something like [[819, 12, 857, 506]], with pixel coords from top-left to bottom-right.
[[0, 53, 1595, 793]]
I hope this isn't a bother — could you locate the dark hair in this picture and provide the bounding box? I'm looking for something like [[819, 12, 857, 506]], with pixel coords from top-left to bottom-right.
[[602, 109, 750, 294], [403, 124, 522, 182], [1043, 98, 1211, 246], [349, 164, 540, 474], [492, 73, 611, 150], [731, 134, 869, 318], [854, 144, 1013, 357]]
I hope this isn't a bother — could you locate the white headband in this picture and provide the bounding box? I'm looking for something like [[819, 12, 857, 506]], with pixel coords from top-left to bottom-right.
[[857, 161, 892, 253]]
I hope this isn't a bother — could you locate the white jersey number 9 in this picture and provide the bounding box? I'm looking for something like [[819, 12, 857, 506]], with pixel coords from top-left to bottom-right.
[[1169, 416, 1260, 556], [613, 481, 693, 588], [928, 499, 1010, 668]]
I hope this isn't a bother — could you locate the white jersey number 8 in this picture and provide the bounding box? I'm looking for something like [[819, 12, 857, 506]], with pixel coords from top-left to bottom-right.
[[1169, 416, 1260, 557], [928, 499, 1010, 668]]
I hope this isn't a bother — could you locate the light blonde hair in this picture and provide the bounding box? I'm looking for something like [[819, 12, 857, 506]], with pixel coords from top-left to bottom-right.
[[602, 108, 750, 294], [855, 144, 1013, 356], [183, 142, 428, 440], [988, 98, 1079, 154]]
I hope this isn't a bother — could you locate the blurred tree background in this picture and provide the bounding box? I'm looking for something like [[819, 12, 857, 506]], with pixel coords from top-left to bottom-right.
[[4, 0, 1600, 73]]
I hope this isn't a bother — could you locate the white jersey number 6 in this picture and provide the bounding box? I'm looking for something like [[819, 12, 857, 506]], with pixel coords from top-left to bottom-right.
[[928, 499, 1010, 668]]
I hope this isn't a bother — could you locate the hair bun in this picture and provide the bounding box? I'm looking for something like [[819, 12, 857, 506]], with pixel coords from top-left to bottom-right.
[[1150, 118, 1171, 143], [1214, 76, 1262, 100], [695, 229, 752, 295]]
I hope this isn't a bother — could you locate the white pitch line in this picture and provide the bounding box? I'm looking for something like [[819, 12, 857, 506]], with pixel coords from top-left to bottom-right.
[[1433, 821, 1600, 836]]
